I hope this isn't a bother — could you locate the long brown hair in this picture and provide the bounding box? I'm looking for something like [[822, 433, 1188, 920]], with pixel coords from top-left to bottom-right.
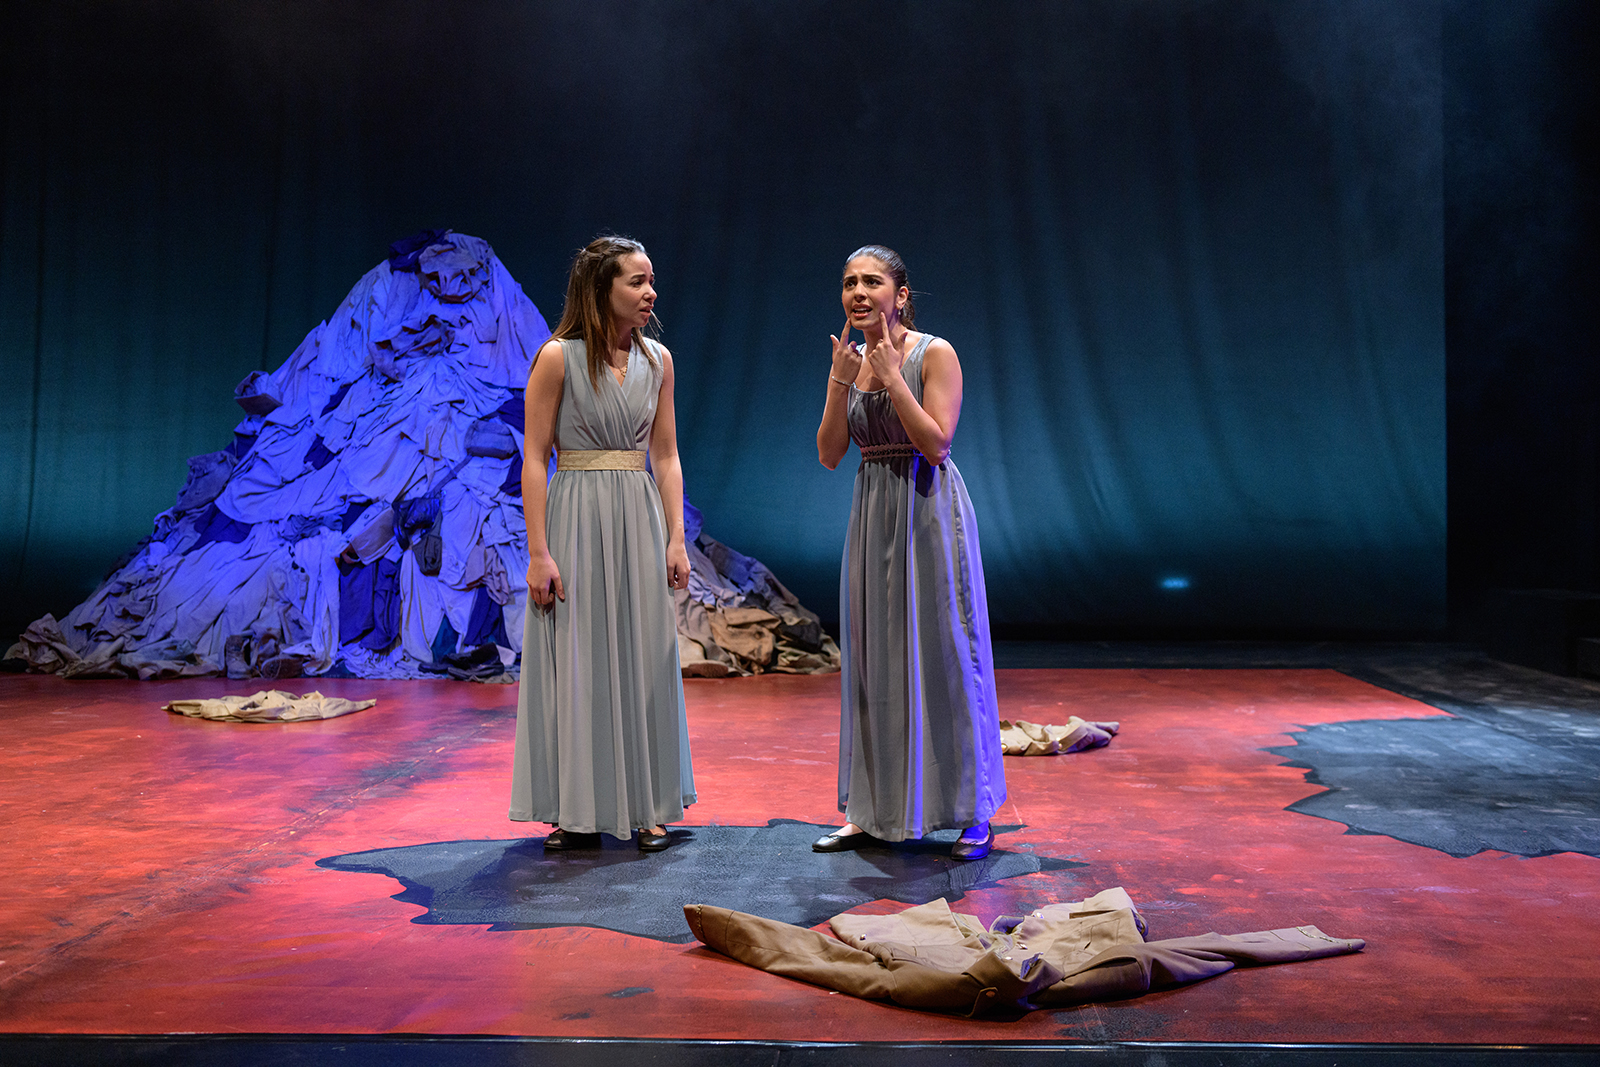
[[845, 244, 916, 328], [550, 235, 660, 389]]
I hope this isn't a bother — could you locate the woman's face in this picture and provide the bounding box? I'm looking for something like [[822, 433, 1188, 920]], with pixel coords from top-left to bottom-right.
[[841, 255, 906, 331], [608, 252, 656, 339]]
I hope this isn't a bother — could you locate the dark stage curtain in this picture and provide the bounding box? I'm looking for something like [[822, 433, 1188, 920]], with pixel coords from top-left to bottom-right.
[[1445, 0, 1600, 611], [0, 0, 1444, 633]]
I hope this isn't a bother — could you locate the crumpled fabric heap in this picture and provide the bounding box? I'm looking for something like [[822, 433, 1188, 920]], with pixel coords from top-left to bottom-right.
[[674, 502, 841, 677], [684, 887, 1363, 1017], [163, 690, 377, 722], [6, 614, 213, 680], [9, 231, 543, 682], [1000, 717, 1120, 755], [5, 231, 840, 683]]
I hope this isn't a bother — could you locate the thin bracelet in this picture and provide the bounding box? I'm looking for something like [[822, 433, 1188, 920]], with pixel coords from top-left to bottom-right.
[[829, 375, 852, 387]]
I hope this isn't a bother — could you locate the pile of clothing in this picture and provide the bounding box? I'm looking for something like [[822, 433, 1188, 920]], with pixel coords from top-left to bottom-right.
[[675, 502, 839, 677], [5, 231, 838, 683], [685, 887, 1364, 1016]]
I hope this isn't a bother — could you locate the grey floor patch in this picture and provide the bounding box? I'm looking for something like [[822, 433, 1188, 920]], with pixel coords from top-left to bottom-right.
[[319, 819, 1083, 942], [1267, 717, 1600, 858], [992, 639, 1600, 860]]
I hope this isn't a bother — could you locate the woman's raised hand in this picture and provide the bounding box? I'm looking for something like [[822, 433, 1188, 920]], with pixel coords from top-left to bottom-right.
[[830, 318, 863, 385], [864, 309, 904, 382]]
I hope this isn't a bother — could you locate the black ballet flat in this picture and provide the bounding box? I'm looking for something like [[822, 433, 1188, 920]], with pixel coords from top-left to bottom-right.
[[543, 828, 602, 850], [812, 829, 878, 853], [637, 827, 673, 852], [950, 826, 994, 862]]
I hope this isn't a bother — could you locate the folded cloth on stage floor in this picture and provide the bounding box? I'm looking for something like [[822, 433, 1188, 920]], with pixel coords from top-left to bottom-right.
[[1000, 717, 1119, 755], [163, 690, 376, 723], [683, 888, 1363, 1017]]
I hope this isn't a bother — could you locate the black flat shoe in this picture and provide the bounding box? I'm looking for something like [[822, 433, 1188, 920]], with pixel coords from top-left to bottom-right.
[[812, 829, 877, 853], [543, 828, 602, 850], [637, 827, 672, 852], [950, 826, 994, 862]]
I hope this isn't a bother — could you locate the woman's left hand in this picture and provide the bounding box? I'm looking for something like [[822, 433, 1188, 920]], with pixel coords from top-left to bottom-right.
[[666, 541, 691, 590], [864, 309, 904, 383]]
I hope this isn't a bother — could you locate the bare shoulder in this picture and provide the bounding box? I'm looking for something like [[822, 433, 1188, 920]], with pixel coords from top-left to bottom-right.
[[534, 337, 565, 365], [920, 334, 961, 374], [528, 338, 566, 387]]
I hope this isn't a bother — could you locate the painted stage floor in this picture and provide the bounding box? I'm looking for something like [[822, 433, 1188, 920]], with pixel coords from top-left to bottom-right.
[[1, 665, 1597, 1050]]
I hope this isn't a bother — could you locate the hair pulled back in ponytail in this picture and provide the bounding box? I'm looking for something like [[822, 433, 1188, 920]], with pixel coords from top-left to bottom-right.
[[846, 244, 915, 328]]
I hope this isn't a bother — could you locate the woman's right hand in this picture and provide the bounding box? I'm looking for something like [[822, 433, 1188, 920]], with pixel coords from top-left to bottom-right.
[[527, 552, 565, 608], [830, 318, 862, 385]]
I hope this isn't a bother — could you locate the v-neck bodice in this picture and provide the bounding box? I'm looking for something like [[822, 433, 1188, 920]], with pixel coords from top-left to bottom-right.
[[554, 338, 661, 451], [846, 333, 936, 448]]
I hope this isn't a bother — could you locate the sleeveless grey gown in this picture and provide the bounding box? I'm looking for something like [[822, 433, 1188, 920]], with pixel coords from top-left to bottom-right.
[[510, 338, 695, 837], [839, 333, 1006, 841]]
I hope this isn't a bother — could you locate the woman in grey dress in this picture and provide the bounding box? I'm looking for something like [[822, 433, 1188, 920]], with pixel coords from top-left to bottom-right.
[[813, 245, 1006, 861], [509, 236, 694, 852]]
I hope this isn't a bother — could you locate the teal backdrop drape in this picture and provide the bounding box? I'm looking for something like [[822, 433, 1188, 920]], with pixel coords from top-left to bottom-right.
[[1, 0, 1446, 634]]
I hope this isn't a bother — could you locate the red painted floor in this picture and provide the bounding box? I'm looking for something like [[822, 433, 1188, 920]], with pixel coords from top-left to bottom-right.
[[0, 669, 1595, 1043]]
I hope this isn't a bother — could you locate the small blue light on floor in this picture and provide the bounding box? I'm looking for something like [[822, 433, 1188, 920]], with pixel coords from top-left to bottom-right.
[[1159, 576, 1191, 591]]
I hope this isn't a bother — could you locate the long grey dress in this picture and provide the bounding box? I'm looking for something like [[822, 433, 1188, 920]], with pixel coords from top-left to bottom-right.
[[839, 333, 1006, 841], [510, 338, 695, 837]]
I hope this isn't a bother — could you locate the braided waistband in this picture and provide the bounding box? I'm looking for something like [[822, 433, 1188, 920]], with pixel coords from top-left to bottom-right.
[[557, 449, 647, 471], [859, 443, 918, 462]]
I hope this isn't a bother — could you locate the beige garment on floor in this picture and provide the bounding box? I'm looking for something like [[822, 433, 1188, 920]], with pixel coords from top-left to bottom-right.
[[163, 690, 376, 723], [684, 887, 1363, 1017], [1000, 717, 1119, 755]]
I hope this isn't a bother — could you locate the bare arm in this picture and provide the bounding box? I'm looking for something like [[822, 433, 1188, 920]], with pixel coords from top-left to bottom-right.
[[648, 346, 691, 590], [817, 318, 862, 469], [866, 326, 963, 465], [522, 339, 566, 605]]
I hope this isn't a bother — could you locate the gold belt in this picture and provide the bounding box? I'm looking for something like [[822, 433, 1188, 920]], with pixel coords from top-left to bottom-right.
[[859, 443, 918, 461], [557, 449, 648, 471]]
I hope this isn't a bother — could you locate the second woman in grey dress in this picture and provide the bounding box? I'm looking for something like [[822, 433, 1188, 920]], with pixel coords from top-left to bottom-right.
[[814, 245, 1007, 861], [509, 236, 694, 852]]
